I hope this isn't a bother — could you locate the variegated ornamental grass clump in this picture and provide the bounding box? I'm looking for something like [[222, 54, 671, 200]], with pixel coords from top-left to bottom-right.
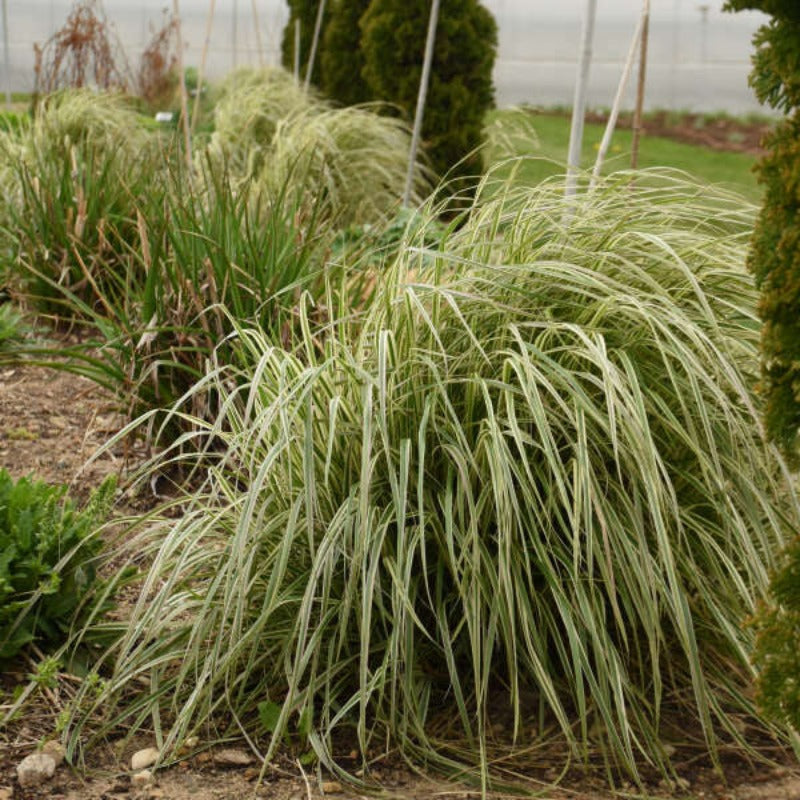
[[262, 104, 430, 226], [64, 173, 799, 781], [205, 67, 315, 180], [205, 67, 428, 227]]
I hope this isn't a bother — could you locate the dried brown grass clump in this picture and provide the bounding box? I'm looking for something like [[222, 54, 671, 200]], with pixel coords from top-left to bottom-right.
[[34, 0, 179, 109], [34, 0, 129, 95], [136, 11, 179, 108]]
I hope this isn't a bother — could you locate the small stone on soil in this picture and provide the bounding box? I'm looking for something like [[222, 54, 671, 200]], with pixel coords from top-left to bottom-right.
[[42, 740, 67, 766], [131, 747, 160, 771], [17, 752, 57, 788], [214, 747, 255, 766], [177, 735, 200, 755], [132, 770, 155, 787]]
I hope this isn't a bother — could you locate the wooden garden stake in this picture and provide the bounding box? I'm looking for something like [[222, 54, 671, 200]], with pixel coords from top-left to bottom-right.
[[403, 0, 441, 207], [631, 0, 651, 170]]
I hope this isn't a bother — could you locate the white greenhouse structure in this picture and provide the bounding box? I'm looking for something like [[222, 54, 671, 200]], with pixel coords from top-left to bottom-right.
[[1, 0, 771, 114]]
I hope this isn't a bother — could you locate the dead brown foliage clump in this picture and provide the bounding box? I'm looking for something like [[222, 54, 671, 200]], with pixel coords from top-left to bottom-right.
[[34, 0, 179, 108], [34, 0, 130, 95], [137, 11, 179, 107]]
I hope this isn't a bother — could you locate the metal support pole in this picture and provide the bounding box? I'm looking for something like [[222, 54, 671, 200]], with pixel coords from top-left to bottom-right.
[[631, 0, 651, 170], [304, 0, 327, 92], [403, 0, 441, 207], [252, 0, 265, 67], [566, 0, 597, 197], [191, 0, 216, 136], [173, 0, 194, 179], [591, 14, 644, 187], [233, 0, 238, 71], [2, 0, 11, 109]]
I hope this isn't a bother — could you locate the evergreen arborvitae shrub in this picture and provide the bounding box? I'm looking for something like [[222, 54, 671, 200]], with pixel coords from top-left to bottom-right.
[[360, 0, 497, 192], [320, 0, 372, 106], [751, 536, 800, 731], [726, 0, 800, 735], [726, 0, 800, 464], [281, 0, 328, 87]]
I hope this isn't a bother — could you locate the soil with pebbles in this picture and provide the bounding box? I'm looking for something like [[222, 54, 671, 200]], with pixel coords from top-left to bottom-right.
[[1, 365, 799, 800]]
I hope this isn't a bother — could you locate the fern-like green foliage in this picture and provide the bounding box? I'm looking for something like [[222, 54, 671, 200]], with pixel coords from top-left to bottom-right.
[[320, 0, 372, 106], [360, 0, 497, 194], [0, 304, 25, 352], [751, 536, 800, 730], [280, 0, 328, 87], [0, 471, 115, 660], [725, 0, 800, 464]]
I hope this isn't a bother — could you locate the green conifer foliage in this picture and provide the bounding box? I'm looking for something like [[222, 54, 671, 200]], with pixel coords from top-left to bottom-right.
[[359, 0, 497, 192], [320, 0, 372, 106], [281, 0, 328, 87], [751, 535, 800, 731], [726, 0, 800, 463], [727, 0, 800, 738]]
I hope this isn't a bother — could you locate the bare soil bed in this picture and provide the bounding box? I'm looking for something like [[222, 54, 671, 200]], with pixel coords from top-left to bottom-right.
[[1, 365, 799, 800], [584, 111, 773, 156], [0, 365, 128, 496]]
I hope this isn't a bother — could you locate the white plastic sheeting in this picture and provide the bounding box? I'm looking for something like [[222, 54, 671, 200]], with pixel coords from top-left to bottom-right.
[[3, 0, 770, 113]]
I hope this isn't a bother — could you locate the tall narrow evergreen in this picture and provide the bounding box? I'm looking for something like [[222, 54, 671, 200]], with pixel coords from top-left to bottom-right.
[[726, 0, 800, 464], [281, 0, 328, 87], [359, 0, 497, 192], [320, 0, 372, 106]]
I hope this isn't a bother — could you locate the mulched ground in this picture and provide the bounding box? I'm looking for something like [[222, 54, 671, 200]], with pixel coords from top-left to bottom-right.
[[0, 365, 128, 498], [584, 110, 773, 156]]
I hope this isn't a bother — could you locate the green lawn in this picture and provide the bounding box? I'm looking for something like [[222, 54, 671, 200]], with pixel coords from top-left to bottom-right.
[[485, 109, 761, 200]]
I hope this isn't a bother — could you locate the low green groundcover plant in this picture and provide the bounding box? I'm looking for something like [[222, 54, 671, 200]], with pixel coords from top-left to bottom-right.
[[63, 173, 799, 782], [0, 471, 115, 660]]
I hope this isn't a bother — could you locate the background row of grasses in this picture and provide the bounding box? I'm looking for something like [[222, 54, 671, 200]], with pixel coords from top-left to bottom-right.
[[0, 68, 797, 791]]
